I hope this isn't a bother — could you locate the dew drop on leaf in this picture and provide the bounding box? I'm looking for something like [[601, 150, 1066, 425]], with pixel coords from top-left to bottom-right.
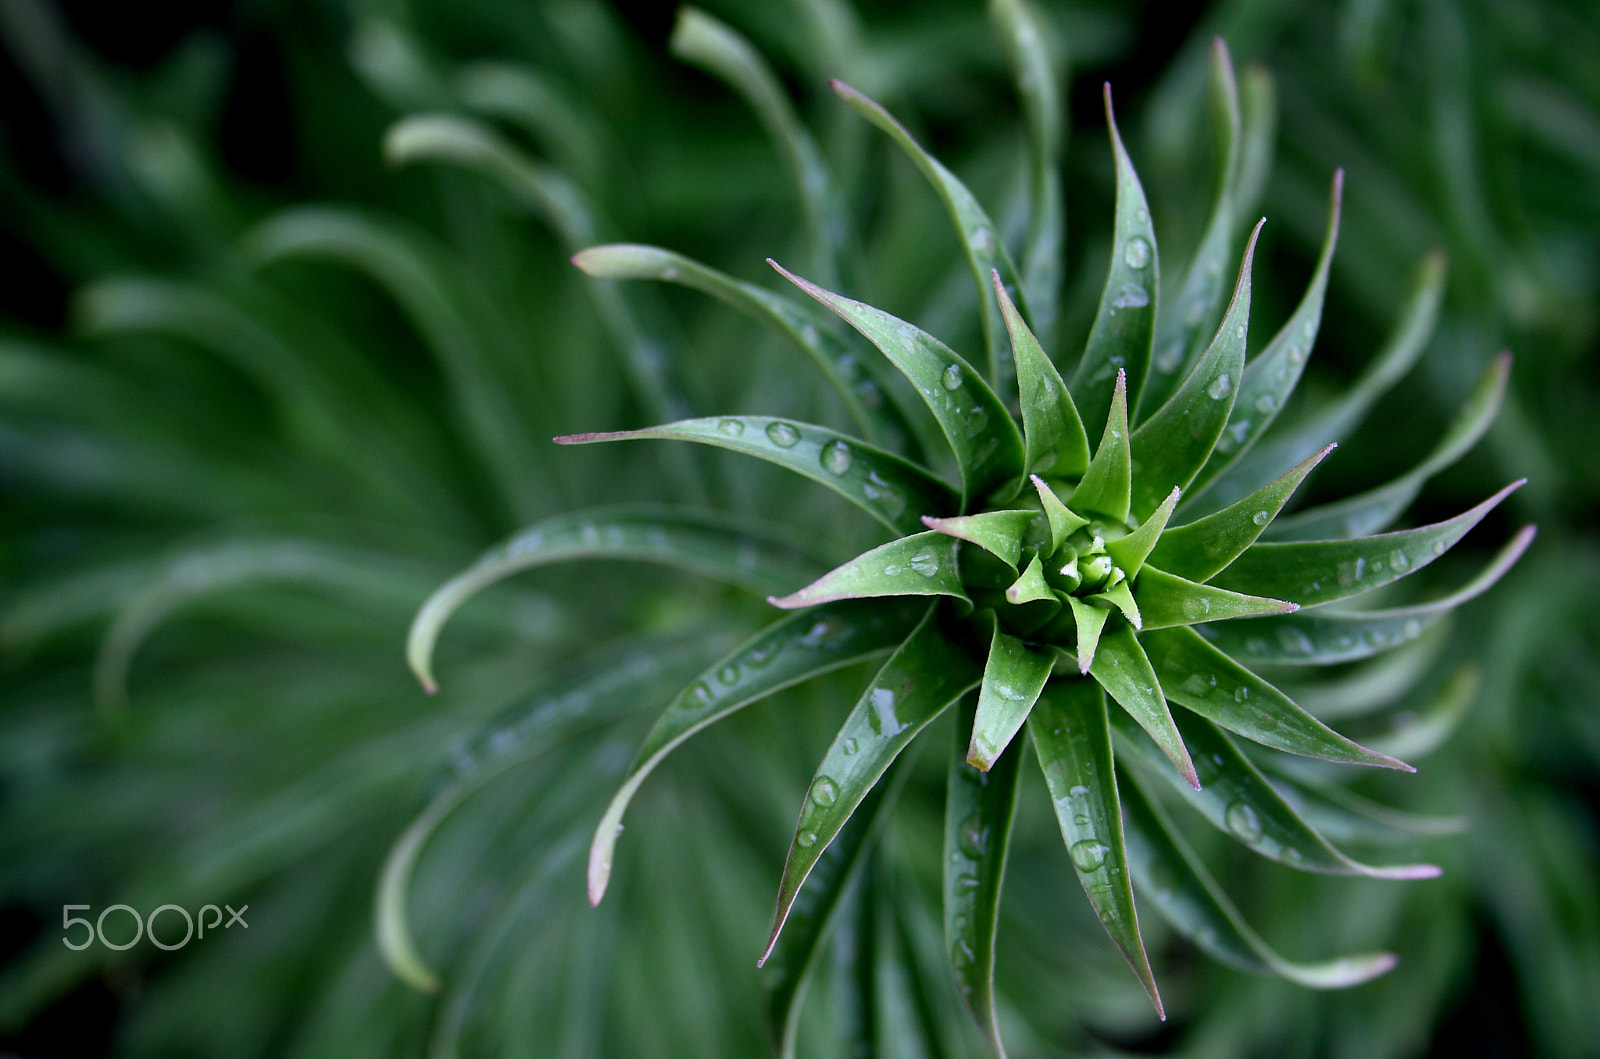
[[1389, 548, 1411, 572], [820, 439, 853, 475], [1287, 344, 1305, 365], [1135, 207, 1149, 224], [1123, 237, 1151, 269], [765, 421, 800, 447], [796, 830, 818, 848], [841, 737, 858, 755], [942, 363, 964, 391], [809, 776, 839, 808], [1255, 393, 1277, 414], [958, 812, 987, 858], [1252, 509, 1271, 526], [1070, 839, 1110, 873], [909, 551, 940, 577], [1226, 801, 1263, 842], [717, 418, 745, 436], [1111, 282, 1149, 309], [716, 664, 739, 685], [1207, 373, 1234, 399], [1336, 557, 1367, 586], [1234, 685, 1250, 703]]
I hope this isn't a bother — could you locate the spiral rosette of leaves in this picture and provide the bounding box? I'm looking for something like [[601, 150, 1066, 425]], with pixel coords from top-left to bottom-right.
[[403, 19, 1532, 1059]]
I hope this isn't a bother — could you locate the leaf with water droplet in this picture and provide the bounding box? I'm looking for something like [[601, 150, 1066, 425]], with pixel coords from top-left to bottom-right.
[[1070, 370, 1132, 524], [1267, 353, 1511, 541], [830, 79, 1027, 397], [996, 272, 1089, 479], [968, 624, 1056, 769], [762, 610, 982, 964], [1137, 41, 1242, 419], [587, 600, 924, 905], [407, 507, 824, 691], [1212, 480, 1524, 607], [1105, 487, 1180, 581], [1263, 768, 1467, 844], [945, 692, 1024, 1055], [1128, 220, 1263, 521], [923, 508, 1039, 571], [768, 531, 968, 610], [1151, 445, 1333, 582], [1143, 626, 1410, 769], [772, 262, 1025, 506], [1135, 566, 1297, 630], [555, 417, 954, 537], [1119, 773, 1400, 988], [1111, 710, 1439, 879], [1090, 624, 1198, 789], [1074, 85, 1159, 429], [1029, 678, 1164, 1017]]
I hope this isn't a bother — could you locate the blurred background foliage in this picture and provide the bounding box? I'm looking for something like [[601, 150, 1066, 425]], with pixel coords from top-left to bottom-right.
[[0, 0, 1596, 1055]]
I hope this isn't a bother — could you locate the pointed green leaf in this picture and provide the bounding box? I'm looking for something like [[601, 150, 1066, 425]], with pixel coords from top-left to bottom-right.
[[765, 756, 911, 1059], [557, 417, 953, 537], [587, 600, 924, 905], [572, 245, 916, 451], [1190, 172, 1342, 494], [1106, 487, 1179, 579], [1006, 553, 1058, 607], [1029, 679, 1164, 1016], [996, 272, 1089, 478], [1281, 620, 1450, 720], [1151, 445, 1334, 583], [1090, 624, 1198, 789], [1141, 626, 1410, 769], [831, 79, 1026, 395], [1069, 370, 1131, 523], [1211, 480, 1524, 607], [1195, 251, 1446, 514], [760, 611, 983, 963], [1200, 524, 1534, 665], [1267, 353, 1511, 541], [945, 693, 1024, 1054], [968, 627, 1056, 769], [1074, 85, 1159, 426], [1139, 40, 1242, 419], [772, 262, 1025, 505], [407, 507, 824, 692], [1128, 220, 1264, 520], [768, 531, 968, 610], [1119, 773, 1399, 988], [1135, 566, 1297, 630], [1065, 596, 1110, 674], [1032, 474, 1090, 549], [923, 509, 1039, 571], [1112, 710, 1440, 879], [1096, 580, 1142, 630], [1263, 770, 1466, 844]]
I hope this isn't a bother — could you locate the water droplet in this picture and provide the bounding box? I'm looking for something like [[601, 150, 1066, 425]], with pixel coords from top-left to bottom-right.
[[870, 687, 904, 737], [954, 873, 981, 894], [1070, 839, 1110, 873], [765, 421, 800, 447], [963, 407, 989, 438], [1123, 237, 1151, 269], [1207, 373, 1234, 399], [1252, 509, 1271, 526], [746, 644, 775, 668], [717, 664, 739, 685], [1388, 548, 1410, 573], [969, 227, 996, 254], [1302, 320, 1316, 340], [820, 439, 853, 475], [1277, 627, 1315, 655], [842, 737, 858, 755], [1234, 686, 1251, 703], [1432, 541, 1446, 555], [1135, 207, 1149, 224], [1255, 393, 1277, 414], [883, 563, 902, 577], [909, 551, 940, 578], [717, 418, 745, 436], [800, 324, 819, 345], [689, 681, 714, 704], [1363, 628, 1387, 648], [958, 813, 987, 859], [809, 776, 839, 808], [797, 830, 818, 849], [1111, 282, 1149, 309], [1226, 801, 1263, 842], [1284, 847, 1305, 866], [860, 472, 906, 519], [1287, 344, 1305, 365], [1403, 619, 1423, 639], [942, 363, 964, 391], [1336, 557, 1367, 586], [1068, 785, 1090, 799]]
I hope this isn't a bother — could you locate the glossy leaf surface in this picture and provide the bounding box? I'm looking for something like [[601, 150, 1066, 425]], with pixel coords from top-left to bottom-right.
[[1090, 624, 1198, 788], [767, 531, 967, 609], [968, 625, 1056, 769], [1069, 370, 1132, 523], [1135, 566, 1297, 629], [997, 272, 1089, 479], [923, 509, 1039, 571]]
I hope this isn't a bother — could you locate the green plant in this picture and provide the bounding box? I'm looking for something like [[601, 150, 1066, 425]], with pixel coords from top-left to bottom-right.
[[399, 13, 1532, 1055]]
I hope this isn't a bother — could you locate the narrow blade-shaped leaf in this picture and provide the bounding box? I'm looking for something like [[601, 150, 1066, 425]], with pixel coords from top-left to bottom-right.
[[1141, 626, 1410, 769], [1006, 553, 1057, 606], [1106, 487, 1179, 579], [773, 262, 1025, 505], [1029, 678, 1164, 1016], [761, 611, 983, 962], [1065, 596, 1110, 674], [1120, 773, 1398, 988], [1139, 40, 1241, 419], [1211, 480, 1524, 607], [587, 600, 924, 905], [556, 416, 955, 537], [831, 79, 1026, 394], [1074, 85, 1159, 425], [768, 531, 968, 609], [1128, 220, 1264, 521], [1199, 525, 1534, 665], [1135, 566, 1297, 630], [969, 626, 1056, 769], [1189, 172, 1342, 496], [1152, 445, 1334, 583], [1267, 353, 1511, 541], [996, 272, 1089, 478], [945, 693, 1024, 1054], [1264, 770, 1467, 844], [1356, 665, 1479, 762], [924, 509, 1039, 571], [765, 756, 911, 1059], [1069, 370, 1131, 523], [1034, 473, 1089, 548], [1090, 624, 1198, 789], [1196, 251, 1446, 514], [572, 245, 915, 451], [1112, 710, 1440, 879], [407, 507, 823, 691]]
